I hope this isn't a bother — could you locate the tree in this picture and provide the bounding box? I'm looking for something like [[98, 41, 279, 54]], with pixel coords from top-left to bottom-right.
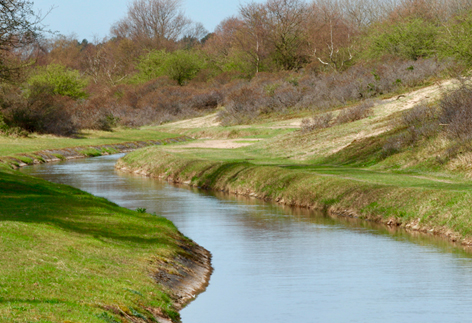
[[0, 0, 46, 81], [265, 0, 309, 70], [133, 49, 205, 85], [237, 2, 271, 74], [111, 0, 195, 50], [308, 0, 357, 71], [81, 38, 138, 86]]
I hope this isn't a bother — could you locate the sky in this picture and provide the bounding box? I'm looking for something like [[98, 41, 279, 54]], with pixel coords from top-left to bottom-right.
[[32, 0, 251, 41]]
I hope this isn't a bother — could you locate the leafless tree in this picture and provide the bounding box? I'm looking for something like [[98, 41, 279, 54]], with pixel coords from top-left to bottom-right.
[[238, 2, 270, 73], [265, 0, 309, 70], [308, 0, 355, 71], [0, 0, 48, 81], [111, 0, 193, 49]]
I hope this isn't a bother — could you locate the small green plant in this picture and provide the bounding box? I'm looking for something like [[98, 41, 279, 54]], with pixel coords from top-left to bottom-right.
[[97, 312, 120, 323], [136, 208, 147, 213], [124, 288, 144, 297]]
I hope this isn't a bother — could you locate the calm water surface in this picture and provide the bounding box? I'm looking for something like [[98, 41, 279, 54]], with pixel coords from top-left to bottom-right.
[[21, 154, 472, 323]]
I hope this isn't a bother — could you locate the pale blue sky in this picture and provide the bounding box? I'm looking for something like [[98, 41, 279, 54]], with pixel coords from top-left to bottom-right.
[[33, 0, 250, 41]]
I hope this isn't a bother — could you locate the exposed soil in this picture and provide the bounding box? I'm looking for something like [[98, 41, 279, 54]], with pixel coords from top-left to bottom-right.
[[153, 243, 213, 323]]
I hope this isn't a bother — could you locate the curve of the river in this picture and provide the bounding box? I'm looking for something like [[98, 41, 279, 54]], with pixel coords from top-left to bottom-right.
[[20, 153, 472, 323]]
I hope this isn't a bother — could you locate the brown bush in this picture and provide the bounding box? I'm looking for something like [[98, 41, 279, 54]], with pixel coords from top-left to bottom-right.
[[300, 112, 334, 133], [401, 104, 438, 127], [335, 100, 375, 125], [218, 84, 264, 125], [439, 85, 472, 141], [5, 93, 78, 136], [382, 103, 440, 156]]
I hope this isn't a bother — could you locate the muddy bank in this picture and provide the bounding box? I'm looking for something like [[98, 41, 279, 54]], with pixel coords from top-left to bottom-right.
[[0, 136, 191, 169], [115, 155, 471, 248], [153, 244, 213, 323], [104, 242, 212, 323]]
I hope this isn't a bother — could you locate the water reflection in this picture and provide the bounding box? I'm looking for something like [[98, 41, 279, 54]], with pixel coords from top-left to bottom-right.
[[20, 154, 472, 323]]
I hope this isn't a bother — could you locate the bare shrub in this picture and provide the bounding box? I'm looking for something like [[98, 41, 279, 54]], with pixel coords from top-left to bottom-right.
[[439, 85, 472, 140], [382, 132, 415, 156], [6, 94, 78, 136], [218, 85, 264, 125], [401, 104, 438, 127], [335, 100, 375, 124], [382, 103, 440, 156], [301, 112, 333, 133]]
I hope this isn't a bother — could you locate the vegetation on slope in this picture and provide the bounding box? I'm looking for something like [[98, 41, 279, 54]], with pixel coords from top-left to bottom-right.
[[3, 0, 472, 135], [116, 81, 472, 245]]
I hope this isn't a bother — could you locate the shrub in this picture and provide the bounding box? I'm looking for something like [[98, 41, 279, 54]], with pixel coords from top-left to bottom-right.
[[382, 103, 440, 156], [300, 112, 334, 133], [7, 93, 77, 136], [27, 64, 89, 99], [438, 11, 472, 66], [335, 100, 375, 124], [439, 85, 472, 140], [400, 103, 438, 128], [218, 84, 263, 125], [364, 18, 439, 60], [133, 50, 206, 85]]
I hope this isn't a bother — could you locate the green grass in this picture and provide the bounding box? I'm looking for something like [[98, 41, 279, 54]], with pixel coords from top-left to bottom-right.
[[0, 127, 177, 157], [0, 167, 190, 322], [118, 148, 472, 240]]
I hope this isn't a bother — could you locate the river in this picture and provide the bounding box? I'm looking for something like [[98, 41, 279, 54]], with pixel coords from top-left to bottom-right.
[[20, 153, 472, 323]]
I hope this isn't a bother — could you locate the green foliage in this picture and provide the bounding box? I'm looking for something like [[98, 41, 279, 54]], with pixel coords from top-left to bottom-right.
[[27, 64, 89, 99], [134, 50, 206, 85], [365, 18, 439, 60], [438, 12, 472, 66]]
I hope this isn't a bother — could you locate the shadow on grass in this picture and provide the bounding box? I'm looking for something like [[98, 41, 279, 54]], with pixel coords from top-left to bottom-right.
[[0, 298, 68, 305], [0, 171, 178, 247]]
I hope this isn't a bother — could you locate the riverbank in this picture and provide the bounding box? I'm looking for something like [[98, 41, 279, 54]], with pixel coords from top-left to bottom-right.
[[115, 151, 471, 245], [0, 136, 191, 169], [114, 80, 472, 246], [0, 132, 212, 322]]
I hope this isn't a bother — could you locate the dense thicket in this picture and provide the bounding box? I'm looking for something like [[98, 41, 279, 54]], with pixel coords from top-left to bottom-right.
[[2, 0, 472, 135]]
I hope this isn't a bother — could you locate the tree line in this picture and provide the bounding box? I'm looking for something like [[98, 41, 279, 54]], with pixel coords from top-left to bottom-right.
[[1, 0, 472, 135]]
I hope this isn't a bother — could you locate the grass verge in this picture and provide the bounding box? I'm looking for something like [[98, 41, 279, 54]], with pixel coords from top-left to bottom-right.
[[0, 164, 204, 322], [117, 143, 472, 245]]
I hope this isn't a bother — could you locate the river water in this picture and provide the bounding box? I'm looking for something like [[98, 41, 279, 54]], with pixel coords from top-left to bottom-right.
[[20, 153, 472, 323]]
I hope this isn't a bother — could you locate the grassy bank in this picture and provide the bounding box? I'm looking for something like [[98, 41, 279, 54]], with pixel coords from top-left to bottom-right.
[[115, 80, 472, 245], [0, 129, 209, 322], [0, 127, 179, 157], [0, 163, 203, 322], [116, 149, 472, 243], [0, 126, 192, 169]]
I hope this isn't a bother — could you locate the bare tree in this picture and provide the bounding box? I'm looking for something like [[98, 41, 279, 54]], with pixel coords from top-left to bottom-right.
[[308, 0, 355, 71], [0, 0, 47, 81], [237, 2, 271, 74], [111, 0, 193, 50], [265, 0, 309, 70], [202, 17, 243, 71]]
